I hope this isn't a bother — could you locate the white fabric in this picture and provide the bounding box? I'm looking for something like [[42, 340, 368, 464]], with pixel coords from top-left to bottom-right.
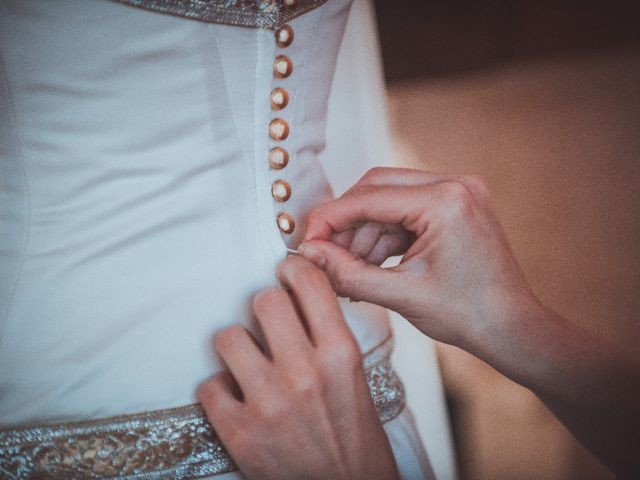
[[0, 0, 439, 478], [391, 314, 459, 480], [323, 3, 458, 478]]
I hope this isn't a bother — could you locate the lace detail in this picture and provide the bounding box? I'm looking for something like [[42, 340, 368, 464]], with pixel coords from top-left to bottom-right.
[[0, 335, 404, 479], [364, 335, 405, 423], [112, 0, 329, 29]]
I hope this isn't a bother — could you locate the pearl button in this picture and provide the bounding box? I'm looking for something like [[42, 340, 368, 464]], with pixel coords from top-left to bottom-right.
[[277, 212, 295, 234], [283, 0, 296, 8], [275, 25, 294, 48], [270, 87, 289, 110], [269, 118, 289, 141], [273, 55, 293, 79], [272, 180, 292, 203], [268, 147, 289, 170]]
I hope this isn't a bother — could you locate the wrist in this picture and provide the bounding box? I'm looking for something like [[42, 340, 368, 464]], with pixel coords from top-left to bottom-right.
[[463, 288, 553, 388]]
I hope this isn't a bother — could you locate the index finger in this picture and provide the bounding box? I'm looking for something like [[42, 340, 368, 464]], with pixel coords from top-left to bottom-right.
[[277, 255, 356, 350], [353, 167, 451, 188], [304, 184, 437, 241]]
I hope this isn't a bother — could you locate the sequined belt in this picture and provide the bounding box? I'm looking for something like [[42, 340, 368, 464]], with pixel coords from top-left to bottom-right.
[[113, 0, 329, 30], [0, 335, 404, 479]]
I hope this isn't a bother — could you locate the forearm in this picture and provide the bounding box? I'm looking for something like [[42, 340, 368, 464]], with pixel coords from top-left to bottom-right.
[[300, 167, 640, 477], [472, 301, 640, 478]]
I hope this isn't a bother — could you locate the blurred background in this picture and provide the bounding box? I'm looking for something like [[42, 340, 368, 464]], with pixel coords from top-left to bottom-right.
[[373, 1, 640, 479]]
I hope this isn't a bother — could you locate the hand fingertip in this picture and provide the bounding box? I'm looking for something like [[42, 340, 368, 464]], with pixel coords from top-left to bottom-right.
[[196, 379, 213, 403], [303, 219, 333, 242], [297, 242, 326, 269], [275, 256, 293, 284]]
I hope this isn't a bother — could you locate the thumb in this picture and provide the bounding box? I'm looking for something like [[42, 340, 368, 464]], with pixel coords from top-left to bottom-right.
[[297, 240, 402, 308]]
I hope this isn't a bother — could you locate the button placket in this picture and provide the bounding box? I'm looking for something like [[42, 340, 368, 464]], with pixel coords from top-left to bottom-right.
[[268, 147, 289, 170], [268, 22, 296, 236], [268, 118, 289, 141], [275, 25, 294, 48], [271, 179, 292, 203], [270, 87, 289, 110], [273, 55, 293, 79]]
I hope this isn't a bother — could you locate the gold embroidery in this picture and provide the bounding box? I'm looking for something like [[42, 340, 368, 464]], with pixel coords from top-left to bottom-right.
[[0, 335, 404, 479], [113, 0, 329, 30]]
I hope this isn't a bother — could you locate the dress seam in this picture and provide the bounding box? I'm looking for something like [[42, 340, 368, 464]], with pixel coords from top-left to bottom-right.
[[274, 0, 323, 238], [199, 26, 271, 280], [0, 44, 31, 344], [203, 27, 252, 186], [265, 3, 323, 252], [290, 0, 323, 167], [253, 30, 281, 268]]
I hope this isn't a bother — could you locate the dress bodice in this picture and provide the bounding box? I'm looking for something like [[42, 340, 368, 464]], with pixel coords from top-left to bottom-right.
[[0, 0, 390, 426]]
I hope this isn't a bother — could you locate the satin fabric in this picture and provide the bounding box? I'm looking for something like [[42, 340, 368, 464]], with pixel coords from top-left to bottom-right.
[[0, 0, 435, 478], [324, 3, 457, 477]]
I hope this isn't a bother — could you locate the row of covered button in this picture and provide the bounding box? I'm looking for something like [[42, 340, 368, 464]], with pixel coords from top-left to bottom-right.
[[268, 22, 295, 234]]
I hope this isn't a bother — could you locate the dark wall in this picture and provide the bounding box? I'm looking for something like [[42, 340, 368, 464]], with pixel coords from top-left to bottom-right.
[[374, 0, 640, 82]]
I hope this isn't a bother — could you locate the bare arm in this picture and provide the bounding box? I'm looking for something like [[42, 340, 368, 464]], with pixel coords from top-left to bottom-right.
[[197, 255, 399, 480], [299, 167, 640, 478], [487, 304, 640, 479]]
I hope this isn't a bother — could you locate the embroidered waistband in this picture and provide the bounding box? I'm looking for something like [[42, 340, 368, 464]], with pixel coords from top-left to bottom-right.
[[0, 334, 404, 479], [112, 0, 329, 30]]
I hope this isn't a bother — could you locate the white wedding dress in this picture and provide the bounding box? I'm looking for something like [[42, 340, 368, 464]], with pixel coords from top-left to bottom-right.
[[0, 1, 452, 478]]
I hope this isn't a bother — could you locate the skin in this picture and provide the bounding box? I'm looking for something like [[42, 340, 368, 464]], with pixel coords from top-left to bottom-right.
[[200, 167, 640, 479], [197, 255, 399, 480]]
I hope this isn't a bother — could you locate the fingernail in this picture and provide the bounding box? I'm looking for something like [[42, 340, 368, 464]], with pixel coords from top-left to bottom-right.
[[297, 242, 326, 269]]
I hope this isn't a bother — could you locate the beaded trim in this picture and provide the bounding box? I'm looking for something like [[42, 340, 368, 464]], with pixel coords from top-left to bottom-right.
[[0, 334, 404, 479], [112, 0, 329, 29]]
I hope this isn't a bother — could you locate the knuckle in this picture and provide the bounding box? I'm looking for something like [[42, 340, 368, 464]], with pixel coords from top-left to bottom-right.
[[214, 325, 245, 352], [256, 396, 288, 422], [196, 380, 217, 406], [307, 201, 332, 228], [252, 287, 288, 316], [290, 365, 322, 396], [442, 180, 469, 200], [348, 184, 372, 200], [463, 174, 490, 200], [306, 206, 324, 226], [342, 184, 370, 207], [197, 375, 234, 410], [331, 263, 351, 294], [305, 203, 334, 241], [360, 167, 389, 184], [320, 341, 360, 368], [229, 428, 254, 457], [288, 257, 329, 287], [300, 263, 330, 288], [440, 182, 474, 219], [330, 258, 362, 296]]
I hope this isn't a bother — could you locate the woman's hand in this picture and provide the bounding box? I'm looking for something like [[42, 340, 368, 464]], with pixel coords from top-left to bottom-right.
[[197, 255, 399, 480], [298, 167, 640, 479], [299, 167, 539, 354]]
